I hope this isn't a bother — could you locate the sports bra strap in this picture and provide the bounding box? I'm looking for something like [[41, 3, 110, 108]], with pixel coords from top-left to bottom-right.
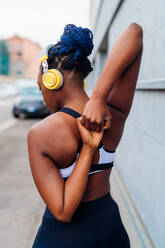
[[58, 107, 81, 119]]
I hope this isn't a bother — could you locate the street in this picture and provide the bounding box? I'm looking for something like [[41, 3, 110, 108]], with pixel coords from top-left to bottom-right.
[[0, 98, 144, 248], [0, 98, 45, 248]]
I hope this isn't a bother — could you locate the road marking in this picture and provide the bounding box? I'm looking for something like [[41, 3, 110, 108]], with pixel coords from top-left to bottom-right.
[[0, 119, 18, 133]]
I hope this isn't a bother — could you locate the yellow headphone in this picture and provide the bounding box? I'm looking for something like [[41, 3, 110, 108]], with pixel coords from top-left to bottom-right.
[[40, 44, 86, 90], [42, 68, 63, 90], [40, 44, 63, 90]]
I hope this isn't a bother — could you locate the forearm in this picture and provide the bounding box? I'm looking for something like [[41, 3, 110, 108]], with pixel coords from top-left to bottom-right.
[[58, 145, 95, 221], [92, 23, 143, 100], [28, 124, 99, 223]]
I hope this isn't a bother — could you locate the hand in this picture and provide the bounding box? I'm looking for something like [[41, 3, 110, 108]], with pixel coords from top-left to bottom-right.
[[77, 117, 103, 150], [81, 97, 111, 131]]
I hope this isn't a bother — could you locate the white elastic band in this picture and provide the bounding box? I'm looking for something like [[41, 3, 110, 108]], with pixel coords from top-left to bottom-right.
[[59, 148, 115, 179], [59, 162, 75, 178], [99, 147, 115, 164]]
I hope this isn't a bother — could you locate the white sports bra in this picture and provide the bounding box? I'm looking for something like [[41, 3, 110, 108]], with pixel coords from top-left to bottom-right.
[[58, 107, 116, 179]]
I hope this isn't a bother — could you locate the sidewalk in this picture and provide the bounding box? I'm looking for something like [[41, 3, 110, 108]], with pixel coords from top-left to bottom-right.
[[0, 119, 45, 248]]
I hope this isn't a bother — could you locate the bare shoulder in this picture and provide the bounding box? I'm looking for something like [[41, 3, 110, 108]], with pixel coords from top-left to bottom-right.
[[28, 113, 65, 143], [27, 112, 80, 166]]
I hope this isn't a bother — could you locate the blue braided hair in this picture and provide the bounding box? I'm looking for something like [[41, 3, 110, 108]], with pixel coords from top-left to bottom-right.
[[47, 24, 94, 78]]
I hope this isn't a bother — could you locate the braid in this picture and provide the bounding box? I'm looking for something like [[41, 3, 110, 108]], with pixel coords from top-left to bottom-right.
[[47, 24, 94, 78]]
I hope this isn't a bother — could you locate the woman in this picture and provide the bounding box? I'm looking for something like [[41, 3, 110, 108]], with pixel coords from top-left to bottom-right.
[[28, 23, 143, 247]]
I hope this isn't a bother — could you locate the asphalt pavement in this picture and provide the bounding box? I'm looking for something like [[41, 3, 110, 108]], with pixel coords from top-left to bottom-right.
[[0, 98, 14, 125], [0, 103, 45, 248]]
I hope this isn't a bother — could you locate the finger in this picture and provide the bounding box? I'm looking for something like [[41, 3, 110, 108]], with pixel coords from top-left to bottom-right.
[[89, 121, 96, 131], [90, 117, 102, 131], [77, 117, 85, 130], [84, 116, 91, 130], [96, 122, 103, 132], [80, 115, 86, 126], [103, 117, 111, 130], [76, 117, 82, 129], [86, 115, 101, 131], [92, 121, 101, 132], [81, 115, 88, 129], [77, 117, 91, 132], [77, 118, 89, 136]]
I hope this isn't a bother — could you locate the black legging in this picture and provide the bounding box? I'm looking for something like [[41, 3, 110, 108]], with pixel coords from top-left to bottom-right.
[[32, 192, 130, 248]]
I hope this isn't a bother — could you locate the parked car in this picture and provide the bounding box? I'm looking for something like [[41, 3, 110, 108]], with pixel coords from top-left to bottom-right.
[[12, 84, 50, 118]]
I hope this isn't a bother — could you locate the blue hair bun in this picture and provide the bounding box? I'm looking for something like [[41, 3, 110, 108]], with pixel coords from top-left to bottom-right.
[[49, 24, 94, 60]]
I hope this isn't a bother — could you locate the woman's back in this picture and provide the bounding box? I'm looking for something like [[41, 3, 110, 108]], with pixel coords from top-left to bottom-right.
[[33, 106, 113, 202]]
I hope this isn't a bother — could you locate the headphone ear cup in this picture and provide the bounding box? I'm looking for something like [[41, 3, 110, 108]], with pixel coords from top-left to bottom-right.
[[42, 69, 63, 90]]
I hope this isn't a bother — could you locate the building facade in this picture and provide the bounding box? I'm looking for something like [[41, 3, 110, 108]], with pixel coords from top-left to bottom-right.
[[87, 1, 165, 247], [5, 35, 41, 79]]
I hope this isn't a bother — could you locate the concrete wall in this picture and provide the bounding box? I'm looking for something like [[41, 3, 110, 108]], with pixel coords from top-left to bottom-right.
[[88, 0, 165, 247]]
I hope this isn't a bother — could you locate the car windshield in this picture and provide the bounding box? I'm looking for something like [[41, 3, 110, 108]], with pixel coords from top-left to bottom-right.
[[20, 87, 41, 96]]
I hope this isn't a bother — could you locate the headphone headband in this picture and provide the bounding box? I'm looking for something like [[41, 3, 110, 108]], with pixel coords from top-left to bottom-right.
[[40, 44, 54, 63], [40, 44, 54, 73]]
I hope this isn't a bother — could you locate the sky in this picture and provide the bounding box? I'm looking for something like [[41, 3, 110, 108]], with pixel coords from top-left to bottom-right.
[[0, 0, 90, 48]]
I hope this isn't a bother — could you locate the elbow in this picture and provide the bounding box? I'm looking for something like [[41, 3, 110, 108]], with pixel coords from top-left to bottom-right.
[[129, 22, 143, 48], [129, 22, 143, 45], [55, 213, 72, 223], [53, 208, 72, 223], [129, 22, 143, 36]]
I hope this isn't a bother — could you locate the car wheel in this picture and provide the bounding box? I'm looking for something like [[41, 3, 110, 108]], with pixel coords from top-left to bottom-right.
[[12, 109, 19, 118]]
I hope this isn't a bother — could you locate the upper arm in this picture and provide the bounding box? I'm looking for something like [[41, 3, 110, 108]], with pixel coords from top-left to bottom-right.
[[107, 44, 143, 117], [27, 128, 65, 220], [104, 48, 143, 149], [104, 47, 143, 149]]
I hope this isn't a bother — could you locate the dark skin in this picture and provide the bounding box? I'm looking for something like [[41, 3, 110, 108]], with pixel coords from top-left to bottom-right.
[[28, 22, 143, 223]]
